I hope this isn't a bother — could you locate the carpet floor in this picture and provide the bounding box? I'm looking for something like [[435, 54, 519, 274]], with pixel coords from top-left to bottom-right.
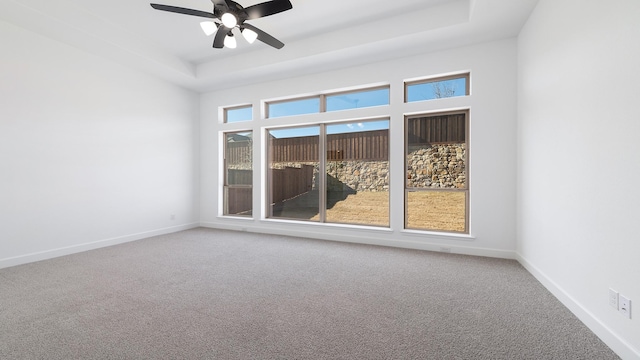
[[0, 228, 619, 359]]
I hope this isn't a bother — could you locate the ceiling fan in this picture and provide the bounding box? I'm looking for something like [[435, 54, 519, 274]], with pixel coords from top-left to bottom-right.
[[150, 0, 292, 49]]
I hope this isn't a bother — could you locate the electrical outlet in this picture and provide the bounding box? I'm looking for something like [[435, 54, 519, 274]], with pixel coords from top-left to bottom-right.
[[170, 214, 175, 220], [440, 247, 451, 253], [609, 289, 619, 309], [619, 295, 631, 319]]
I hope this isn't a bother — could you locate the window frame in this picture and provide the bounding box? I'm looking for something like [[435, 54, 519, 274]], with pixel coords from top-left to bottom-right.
[[223, 130, 253, 217], [265, 118, 391, 227], [265, 124, 321, 221], [404, 109, 470, 234], [217, 76, 474, 237]]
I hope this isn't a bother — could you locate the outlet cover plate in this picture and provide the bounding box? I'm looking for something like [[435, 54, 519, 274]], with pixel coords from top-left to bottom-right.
[[619, 295, 631, 319], [609, 289, 619, 309]]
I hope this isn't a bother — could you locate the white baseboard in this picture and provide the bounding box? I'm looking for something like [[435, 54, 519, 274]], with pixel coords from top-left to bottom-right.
[[0, 223, 200, 270], [200, 221, 516, 260], [517, 253, 640, 360]]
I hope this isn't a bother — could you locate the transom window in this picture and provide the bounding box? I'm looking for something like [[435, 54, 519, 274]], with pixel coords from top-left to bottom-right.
[[326, 87, 389, 112], [267, 97, 320, 118], [266, 86, 390, 119], [405, 73, 469, 102], [224, 105, 252, 123]]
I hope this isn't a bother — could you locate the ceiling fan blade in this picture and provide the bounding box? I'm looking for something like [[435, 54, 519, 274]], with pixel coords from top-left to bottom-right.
[[213, 26, 229, 48], [210, 0, 229, 12], [244, 0, 292, 20], [242, 23, 284, 49], [150, 4, 216, 19]]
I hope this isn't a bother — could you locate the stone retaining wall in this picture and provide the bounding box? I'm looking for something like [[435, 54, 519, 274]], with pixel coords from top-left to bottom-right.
[[407, 143, 466, 189], [269, 143, 466, 192], [326, 161, 389, 192]]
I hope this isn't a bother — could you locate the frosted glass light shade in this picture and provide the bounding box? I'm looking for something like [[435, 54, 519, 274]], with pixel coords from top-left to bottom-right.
[[221, 13, 237, 28], [200, 21, 217, 36], [242, 28, 258, 44], [224, 34, 237, 48]]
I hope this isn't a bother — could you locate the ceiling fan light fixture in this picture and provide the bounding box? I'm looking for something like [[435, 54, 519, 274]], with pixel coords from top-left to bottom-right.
[[224, 33, 237, 48], [200, 21, 217, 36], [221, 13, 238, 28], [149, 0, 292, 50], [242, 28, 258, 44]]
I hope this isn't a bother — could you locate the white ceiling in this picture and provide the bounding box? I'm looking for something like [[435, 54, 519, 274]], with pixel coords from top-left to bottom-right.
[[0, 0, 539, 92]]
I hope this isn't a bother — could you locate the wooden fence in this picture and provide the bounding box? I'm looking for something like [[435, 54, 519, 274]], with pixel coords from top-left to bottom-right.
[[227, 169, 252, 186], [226, 169, 252, 215], [226, 140, 252, 166], [266, 129, 389, 163], [407, 113, 466, 145], [270, 165, 315, 204], [225, 187, 252, 215], [225, 165, 315, 214], [269, 136, 319, 163], [326, 130, 388, 161]]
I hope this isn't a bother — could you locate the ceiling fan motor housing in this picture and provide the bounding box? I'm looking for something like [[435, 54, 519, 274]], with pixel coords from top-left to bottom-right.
[[214, 1, 249, 24]]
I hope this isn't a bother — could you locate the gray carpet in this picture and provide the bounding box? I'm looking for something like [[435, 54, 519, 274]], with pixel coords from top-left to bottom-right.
[[0, 228, 619, 359]]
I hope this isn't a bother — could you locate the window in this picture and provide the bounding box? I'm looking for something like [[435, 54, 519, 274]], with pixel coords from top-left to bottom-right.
[[405, 111, 468, 233], [325, 120, 389, 226], [224, 105, 252, 123], [267, 120, 390, 227], [326, 87, 389, 112], [266, 85, 390, 118], [220, 77, 472, 235], [267, 126, 320, 220], [405, 73, 469, 102], [267, 97, 321, 119], [224, 131, 252, 216]]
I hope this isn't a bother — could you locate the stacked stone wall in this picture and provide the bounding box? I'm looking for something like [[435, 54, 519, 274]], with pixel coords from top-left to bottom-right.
[[268, 143, 466, 192], [407, 143, 466, 189], [326, 161, 389, 192]]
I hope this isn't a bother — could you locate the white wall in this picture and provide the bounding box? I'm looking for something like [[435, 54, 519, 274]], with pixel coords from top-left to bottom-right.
[[0, 21, 200, 268], [517, 0, 640, 358], [200, 38, 518, 258], [2, 3, 635, 354]]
